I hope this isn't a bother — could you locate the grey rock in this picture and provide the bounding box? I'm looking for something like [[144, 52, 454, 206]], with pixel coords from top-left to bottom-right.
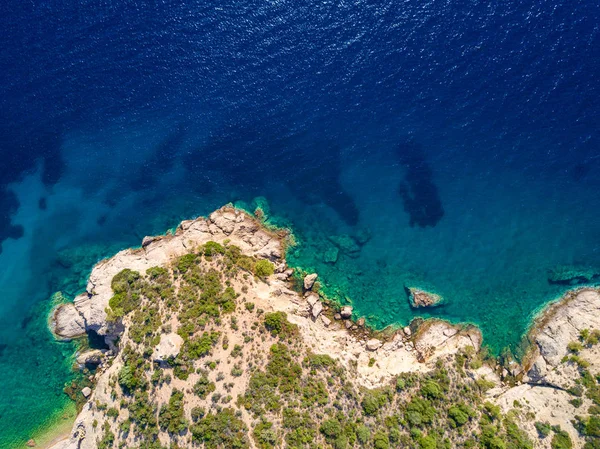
[[51, 303, 86, 340], [366, 339, 382, 351], [340, 306, 353, 319]]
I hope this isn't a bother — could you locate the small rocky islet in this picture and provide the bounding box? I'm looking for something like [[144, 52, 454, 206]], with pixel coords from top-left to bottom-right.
[[46, 206, 600, 449]]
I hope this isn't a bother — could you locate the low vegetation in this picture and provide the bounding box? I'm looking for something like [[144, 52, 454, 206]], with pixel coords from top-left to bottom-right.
[[84, 239, 593, 448]]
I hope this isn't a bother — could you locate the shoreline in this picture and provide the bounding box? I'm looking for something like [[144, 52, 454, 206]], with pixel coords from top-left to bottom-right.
[[18, 402, 76, 449], [39, 205, 600, 448]]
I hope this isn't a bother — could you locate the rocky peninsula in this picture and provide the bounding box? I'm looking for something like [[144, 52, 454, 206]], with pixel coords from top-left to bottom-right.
[[45, 206, 600, 449]]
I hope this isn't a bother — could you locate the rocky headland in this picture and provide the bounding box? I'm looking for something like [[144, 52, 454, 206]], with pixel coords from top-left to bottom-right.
[[44, 206, 600, 449]]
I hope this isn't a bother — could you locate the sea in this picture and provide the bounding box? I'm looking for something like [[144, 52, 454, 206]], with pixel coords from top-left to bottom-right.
[[1, 0, 599, 446]]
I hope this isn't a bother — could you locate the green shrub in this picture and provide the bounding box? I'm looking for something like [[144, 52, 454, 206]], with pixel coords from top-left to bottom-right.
[[194, 373, 216, 399], [158, 389, 188, 434], [535, 421, 552, 438], [420, 380, 443, 399], [406, 398, 435, 427], [320, 419, 342, 439], [204, 241, 226, 257], [551, 428, 572, 449], [254, 259, 275, 277], [108, 269, 142, 317], [191, 407, 206, 422], [304, 353, 335, 370], [191, 408, 249, 449], [253, 421, 278, 449], [373, 430, 390, 449], [118, 365, 139, 393], [264, 311, 297, 338], [176, 253, 198, 273], [448, 404, 473, 427], [361, 389, 391, 416]]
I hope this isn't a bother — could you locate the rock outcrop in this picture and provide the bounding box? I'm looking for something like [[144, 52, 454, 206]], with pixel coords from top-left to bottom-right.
[[50, 206, 285, 345], [491, 289, 600, 446], [153, 333, 183, 363], [406, 287, 443, 308]]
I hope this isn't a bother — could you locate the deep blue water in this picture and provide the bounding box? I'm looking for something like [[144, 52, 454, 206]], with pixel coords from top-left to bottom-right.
[[1, 0, 599, 446]]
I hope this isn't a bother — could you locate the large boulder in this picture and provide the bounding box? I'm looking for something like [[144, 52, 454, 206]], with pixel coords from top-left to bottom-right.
[[76, 350, 104, 367], [154, 333, 184, 362], [304, 273, 318, 290], [311, 301, 323, 319], [366, 339, 382, 351], [406, 287, 443, 308], [51, 303, 86, 340], [340, 306, 353, 319]]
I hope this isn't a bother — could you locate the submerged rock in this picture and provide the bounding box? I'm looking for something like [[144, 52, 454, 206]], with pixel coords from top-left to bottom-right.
[[547, 265, 600, 285], [406, 287, 443, 308], [323, 247, 339, 264], [327, 235, 361, 258]]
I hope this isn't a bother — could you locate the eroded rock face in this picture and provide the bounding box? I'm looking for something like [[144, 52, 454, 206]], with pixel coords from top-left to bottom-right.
[[526, 289, 600, 375], [406, 287, 443, 308], [51, 206, 284, 343]]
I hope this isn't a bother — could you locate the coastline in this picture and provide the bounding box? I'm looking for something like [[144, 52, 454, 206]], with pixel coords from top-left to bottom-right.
[[18, 402, 76, 449], [42, 205, 600, 448]]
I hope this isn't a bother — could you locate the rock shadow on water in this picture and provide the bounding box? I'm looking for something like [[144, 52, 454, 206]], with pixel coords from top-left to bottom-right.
[[183, 121, 359, 225], [396, 139, 444, 228]]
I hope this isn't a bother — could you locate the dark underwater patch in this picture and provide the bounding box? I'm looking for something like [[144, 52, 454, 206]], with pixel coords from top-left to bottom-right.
[[129, 126, 186, 191], [397, 139, 444, 228], [183, 121, 359, 225], [0, 128, 64, 254]]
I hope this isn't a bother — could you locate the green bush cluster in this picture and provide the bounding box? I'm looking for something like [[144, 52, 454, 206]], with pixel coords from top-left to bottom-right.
[[254, 259, 275, 278], [158, 389, 188, 434], [191, 408, 249, 449], [108, 269, 142, 318], [264, 311, 298, 338]]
